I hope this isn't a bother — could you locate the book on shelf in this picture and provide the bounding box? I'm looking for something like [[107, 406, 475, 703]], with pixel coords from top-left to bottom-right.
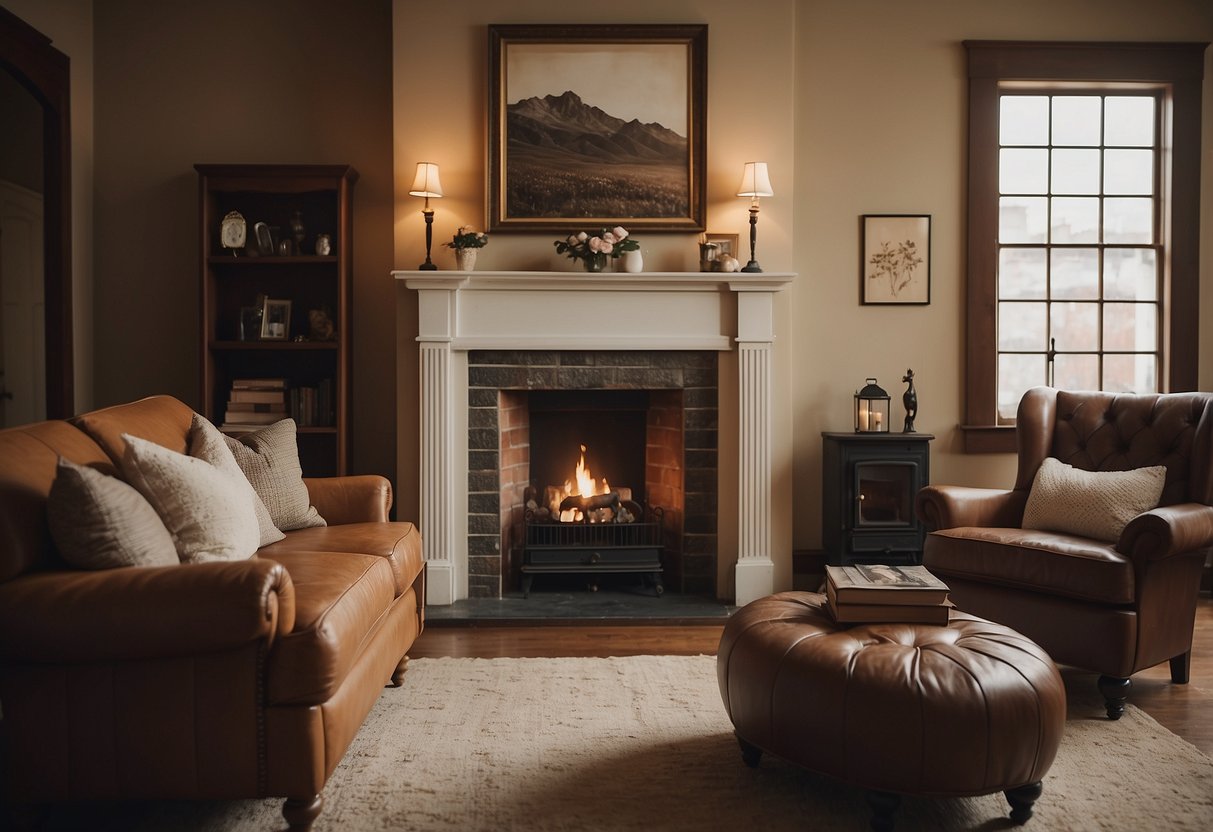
[[825, 564, 950, 606], [221, 410, 284, 426], [231, 378, 286, 390], [288, 378, 333, 428], [826, 598, 954, 626], [226, 401, 286, 413], [229, 389, 287, 404]]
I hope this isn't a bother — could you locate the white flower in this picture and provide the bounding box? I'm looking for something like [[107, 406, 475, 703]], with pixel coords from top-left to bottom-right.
[[589, 237, 605, 252], [576, 231, 588, 242], [600, 240, 614, 254], [612, 226, 628, 240], [567, 234, 580, 245], [602, 232, 618, 244]]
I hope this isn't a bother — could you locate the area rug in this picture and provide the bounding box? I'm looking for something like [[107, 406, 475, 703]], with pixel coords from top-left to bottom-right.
[[133, 655, 1211, 831]]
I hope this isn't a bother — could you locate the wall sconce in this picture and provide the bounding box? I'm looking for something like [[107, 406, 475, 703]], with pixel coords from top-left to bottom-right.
[[409, 162, 444, 271], [855, 378, 891, 433], [736, 161, 773, 273]]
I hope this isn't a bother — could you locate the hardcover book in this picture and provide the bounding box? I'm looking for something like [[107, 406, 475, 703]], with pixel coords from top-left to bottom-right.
[[826, 598, 953, 625], [825, 564, 949, 606]]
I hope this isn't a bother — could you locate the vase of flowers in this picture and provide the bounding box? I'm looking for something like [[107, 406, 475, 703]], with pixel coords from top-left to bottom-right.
[[444, 226, 488, 271], [554, 226, 639, 272]]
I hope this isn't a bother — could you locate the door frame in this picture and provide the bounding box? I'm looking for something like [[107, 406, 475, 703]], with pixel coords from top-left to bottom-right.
[[0, 6, 72, 419]]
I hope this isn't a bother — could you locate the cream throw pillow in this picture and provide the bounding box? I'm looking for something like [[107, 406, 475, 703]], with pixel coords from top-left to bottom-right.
[[120, 433, 260, 563], [223, 419, 326, 531], [1022, 457, 1166, 543], [47, 457, 178, 569], [187, 413, 285, 547]]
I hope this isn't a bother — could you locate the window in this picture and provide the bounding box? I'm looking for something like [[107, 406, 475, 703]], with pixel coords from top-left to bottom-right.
[[963, 42, 1205, 453]]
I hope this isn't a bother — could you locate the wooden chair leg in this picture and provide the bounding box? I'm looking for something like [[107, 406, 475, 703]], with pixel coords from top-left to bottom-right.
[[1170, 650, 1191, 684], [1098, 675, 1130, 720], [282, 794, 323, 831], [389, 655, 409, 687]]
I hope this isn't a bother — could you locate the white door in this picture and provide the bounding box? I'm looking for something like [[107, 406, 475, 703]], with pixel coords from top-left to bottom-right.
[[0, 178, 45, 427]]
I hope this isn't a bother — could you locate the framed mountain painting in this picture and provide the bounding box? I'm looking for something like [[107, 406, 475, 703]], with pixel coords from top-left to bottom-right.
[[487, 24, 707, 232]]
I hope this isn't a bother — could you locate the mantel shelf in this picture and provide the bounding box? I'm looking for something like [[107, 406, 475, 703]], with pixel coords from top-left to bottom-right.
[[393, 269, 796, 293]]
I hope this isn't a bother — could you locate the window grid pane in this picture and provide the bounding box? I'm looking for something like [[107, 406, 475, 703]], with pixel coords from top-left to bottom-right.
[[996, 92, 1160, 397]]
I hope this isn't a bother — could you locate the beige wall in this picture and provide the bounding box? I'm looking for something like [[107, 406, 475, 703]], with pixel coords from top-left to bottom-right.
[[392, 1, 799, 591], [394, 0, 1213, 570], [793, 0, 1213, 551], [4, 0, 94, 411], [87, 0, 397, 484], [13, 0, 1211, 569]]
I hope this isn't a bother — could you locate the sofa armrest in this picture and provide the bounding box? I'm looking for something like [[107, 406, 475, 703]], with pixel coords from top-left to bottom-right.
[[304, 475, 393, 524], [0, 558, 294, 664], [915, 485, 1027, 531], [1118, 503, 1213, 565]]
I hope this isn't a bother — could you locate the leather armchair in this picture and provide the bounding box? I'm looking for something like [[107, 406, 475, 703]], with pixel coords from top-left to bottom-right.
[[917, 387, 1213, 719]]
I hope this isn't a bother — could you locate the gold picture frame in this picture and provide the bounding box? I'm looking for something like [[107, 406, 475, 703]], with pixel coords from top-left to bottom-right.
[[487, 24, 707, 233]]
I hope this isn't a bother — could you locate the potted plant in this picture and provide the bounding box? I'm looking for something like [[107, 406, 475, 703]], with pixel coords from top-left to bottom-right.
[[444, 226, 488, 271], [554, 226, 640, 272]]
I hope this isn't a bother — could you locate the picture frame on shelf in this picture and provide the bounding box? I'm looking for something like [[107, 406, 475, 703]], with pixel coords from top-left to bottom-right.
[[861, 214, 931, 305], [260, 298, 292, 340], [487, 23, 707, 233]]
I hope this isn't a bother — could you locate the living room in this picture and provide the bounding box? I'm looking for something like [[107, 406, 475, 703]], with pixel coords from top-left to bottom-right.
[[2, 0, 1212, 829]]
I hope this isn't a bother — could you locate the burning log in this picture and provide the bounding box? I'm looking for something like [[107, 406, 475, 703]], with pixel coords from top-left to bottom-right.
[[559, 490, 620, 517]]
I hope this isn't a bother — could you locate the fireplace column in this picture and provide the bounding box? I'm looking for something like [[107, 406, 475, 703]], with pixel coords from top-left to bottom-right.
[[412, 277, 466, 605], [734, 285, 778, 606]]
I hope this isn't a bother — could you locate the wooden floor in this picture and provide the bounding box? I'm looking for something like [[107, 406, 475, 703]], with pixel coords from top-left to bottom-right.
[[412, 592, 1213, 756]]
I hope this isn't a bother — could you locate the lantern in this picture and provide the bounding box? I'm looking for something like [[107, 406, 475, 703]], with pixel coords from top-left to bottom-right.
[[854, 378, 890, 433]]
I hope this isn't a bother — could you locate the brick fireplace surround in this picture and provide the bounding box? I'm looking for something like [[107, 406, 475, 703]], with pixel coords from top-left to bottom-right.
[[394, 269, 795, 606]]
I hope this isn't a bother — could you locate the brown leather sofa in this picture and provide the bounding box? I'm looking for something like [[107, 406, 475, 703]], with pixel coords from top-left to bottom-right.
[[0, 396, 425, 830], [917, 387, 1213, 719]]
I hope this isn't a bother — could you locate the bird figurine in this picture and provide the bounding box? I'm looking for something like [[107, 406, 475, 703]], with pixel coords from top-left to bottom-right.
[[902, 369, 918, 433]]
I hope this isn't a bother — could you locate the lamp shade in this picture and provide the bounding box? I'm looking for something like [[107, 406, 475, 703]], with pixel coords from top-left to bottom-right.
[[736, 162, 773, 198], [409, 162, 444, 199]]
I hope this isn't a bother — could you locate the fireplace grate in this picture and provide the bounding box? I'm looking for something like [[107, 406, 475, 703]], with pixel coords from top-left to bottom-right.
[[522, 506, 664, 597]]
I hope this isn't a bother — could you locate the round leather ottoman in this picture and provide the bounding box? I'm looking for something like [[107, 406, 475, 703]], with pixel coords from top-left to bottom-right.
[[717, 592, 1066, 830]]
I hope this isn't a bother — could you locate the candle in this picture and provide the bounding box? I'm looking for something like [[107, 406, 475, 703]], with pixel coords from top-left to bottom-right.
[[859, 405, 869, 431], [873, 411, 882, 429]]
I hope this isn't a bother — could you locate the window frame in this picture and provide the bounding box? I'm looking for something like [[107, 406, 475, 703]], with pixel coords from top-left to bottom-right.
[[962, 41, 1206, 453]]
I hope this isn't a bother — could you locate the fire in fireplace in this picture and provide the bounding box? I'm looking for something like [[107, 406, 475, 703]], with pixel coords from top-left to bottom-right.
[[466, 349, 719, 599]]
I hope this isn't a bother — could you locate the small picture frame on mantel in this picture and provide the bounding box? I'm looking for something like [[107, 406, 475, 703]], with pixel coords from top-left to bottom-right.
[[861, 214, 931, 305]]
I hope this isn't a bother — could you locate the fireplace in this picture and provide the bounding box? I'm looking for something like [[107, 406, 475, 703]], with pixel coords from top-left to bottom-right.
[[467, 352, 717, 598], [395, 268, 795, 606]]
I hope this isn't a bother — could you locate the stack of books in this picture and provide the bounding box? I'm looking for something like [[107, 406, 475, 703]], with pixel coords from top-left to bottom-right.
[[221, 378, 287, 432], [824, 564, 952, 625]]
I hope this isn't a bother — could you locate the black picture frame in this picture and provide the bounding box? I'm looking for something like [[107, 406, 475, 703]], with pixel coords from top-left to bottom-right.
[[861, 214, 931, 305], [488, 23, 707, 233]]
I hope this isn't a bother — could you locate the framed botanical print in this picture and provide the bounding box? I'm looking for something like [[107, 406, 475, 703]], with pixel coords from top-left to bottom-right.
[[487, 24, 707, 232], [862, 214, 931, 305]]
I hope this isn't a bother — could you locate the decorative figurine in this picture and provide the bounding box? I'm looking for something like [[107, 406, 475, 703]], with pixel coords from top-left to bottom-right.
[[315, 233, 332, 256], [902, 368, 918, 433], [290, 210, 305, 254]]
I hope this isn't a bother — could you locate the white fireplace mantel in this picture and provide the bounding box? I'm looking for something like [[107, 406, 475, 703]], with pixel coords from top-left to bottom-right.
[[393, 269, 795, 606]]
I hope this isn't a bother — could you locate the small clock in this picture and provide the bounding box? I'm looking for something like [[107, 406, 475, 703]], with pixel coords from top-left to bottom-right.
[[220, 210, 247, 254]]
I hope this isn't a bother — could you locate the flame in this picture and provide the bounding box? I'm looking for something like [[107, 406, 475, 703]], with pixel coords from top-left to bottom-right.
[[555, 445, 611, 522]]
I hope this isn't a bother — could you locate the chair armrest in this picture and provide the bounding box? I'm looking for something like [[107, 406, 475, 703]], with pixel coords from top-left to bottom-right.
[[0, 558, 294, 664], [304, 475, 392, 524], [1117, 503, 1213, 564], [915, 485, 1027, 530]]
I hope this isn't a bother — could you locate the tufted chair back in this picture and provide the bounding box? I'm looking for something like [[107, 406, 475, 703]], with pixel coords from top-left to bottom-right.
[[1013, 387, 1213, 509]]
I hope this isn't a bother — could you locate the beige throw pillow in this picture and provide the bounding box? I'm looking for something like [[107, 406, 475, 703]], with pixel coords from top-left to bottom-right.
[[120, 433, 260, 563], [47, 458, 178, 569], [223, 419, 326, 531], [1022, 457, 1166, 543], [187, 413, 285, 547]]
